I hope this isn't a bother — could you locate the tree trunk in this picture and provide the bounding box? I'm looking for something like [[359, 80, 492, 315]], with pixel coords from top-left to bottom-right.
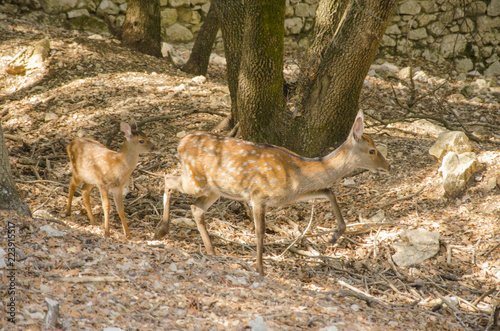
[[181, 1, 219, 76], [118, 0, 162, 58], [282, 0, 397, 156], [237, 0, 285, 143], [219, 0, 396, 157], [215, 0, 246, 126], [0, 122, 31, 217]]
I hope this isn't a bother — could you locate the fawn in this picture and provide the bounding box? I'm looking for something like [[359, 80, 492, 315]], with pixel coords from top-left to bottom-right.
[[154, 110, 390, 275], [66, 120, 155, 238]]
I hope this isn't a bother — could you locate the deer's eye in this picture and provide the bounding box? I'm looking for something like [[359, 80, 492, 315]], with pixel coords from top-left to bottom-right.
[[139, 140, 145, 144], [369, 149, 376, 155]]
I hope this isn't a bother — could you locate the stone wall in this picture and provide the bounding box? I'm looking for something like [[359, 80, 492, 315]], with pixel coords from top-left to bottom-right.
[[2, 0, 500, 76], [382, 0, 500, 77]]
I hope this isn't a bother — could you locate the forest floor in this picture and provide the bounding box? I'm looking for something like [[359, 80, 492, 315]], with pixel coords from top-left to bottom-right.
[[1, 10, 500, 331]]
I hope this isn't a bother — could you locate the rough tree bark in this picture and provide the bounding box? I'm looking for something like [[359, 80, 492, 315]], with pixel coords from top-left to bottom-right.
[[214, 0, 246, 126], [181, 1, 219, 76], [118, 0, 162, 57], [278, 0, 397, 156], [0, 122, 31, 217], [237, 0, 285, 143], [221, 0, 396, 157]]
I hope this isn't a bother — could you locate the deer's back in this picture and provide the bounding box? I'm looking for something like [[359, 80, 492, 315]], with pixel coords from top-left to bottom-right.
[[177, 133, 304, 204], [68, 138, 124, 187]]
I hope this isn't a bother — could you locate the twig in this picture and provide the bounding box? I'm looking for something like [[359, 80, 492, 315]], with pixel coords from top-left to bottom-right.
[[277, 202, 315, 259], [381, 185, 425, 209], [34, 217, 67, 227], [55, 276, 127, 283], [434, 291, 471, 331], [304, 222, 402, 239], [472, 288, 496, 306], [4, 134, 24, 142], [9, 47, 27, 64], [483, 242, 500, 258], [137, 168, 163, 177], [332, 280, 389, 308], [16, 179, 68, 187], [209, 233, 255, 250]]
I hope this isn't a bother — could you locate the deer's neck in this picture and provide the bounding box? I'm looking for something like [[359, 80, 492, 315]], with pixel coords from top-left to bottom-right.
[[120, 140, 140, 170], [298, 143, 353, 190]]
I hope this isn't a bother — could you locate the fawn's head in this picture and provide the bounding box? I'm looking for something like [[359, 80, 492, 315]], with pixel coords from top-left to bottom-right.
[[121, 120, 156, 153], [344, 110, 391, 173]]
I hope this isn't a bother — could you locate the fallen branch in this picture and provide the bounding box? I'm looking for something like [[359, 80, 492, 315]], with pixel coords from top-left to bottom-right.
[[483, 242, 500, 258], [327, 280, 389, 308], [4, 134, 24, 143], [381, 185, 425, 209], [277, 202, 315, 259], [55, 276, 127, 283]]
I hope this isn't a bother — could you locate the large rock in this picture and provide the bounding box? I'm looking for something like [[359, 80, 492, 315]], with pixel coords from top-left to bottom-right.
[[169, 0, 190, 7], [69, 15, 109, 35], [429, 131, 472, 161], [285, 17, 303, 35], [427, 21, 447, 37], [392, 229, 440, 267], [488, 0, 500, 16], [417, 13, 436, 26], [399, 1, 421, 15], [465, 1, 487, 15], [408, 27, 428, 40], [385, 24, 401, 35], [67, 9, 89, 19], [485, 61, 500, 77], [420, 0, 439, 13], [455, 58, 473, 73], [39, 0, 77, 13], [440, 34, 467, 58], [165, 23, 193, 42], [477, 15, 500, 32], [97, 0, 120, 16], [161, 9, 178, 26], [439, 152, 482, 197]]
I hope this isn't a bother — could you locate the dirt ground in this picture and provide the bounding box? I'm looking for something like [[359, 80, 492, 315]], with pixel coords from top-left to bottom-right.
[[1, 10, 500, 331]]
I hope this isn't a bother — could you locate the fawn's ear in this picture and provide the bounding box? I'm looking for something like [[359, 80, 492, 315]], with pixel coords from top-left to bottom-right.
[[120, 122, 132, 139], [129, 119, 137, 131], [349, 110, 364, 142]]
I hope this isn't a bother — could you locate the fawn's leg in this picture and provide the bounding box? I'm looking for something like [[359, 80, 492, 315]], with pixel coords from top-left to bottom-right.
[[252, 201, 266, 276], [296, 189, 345, 244], [112, 189, 131, 238], [81, 183, 95, 225], [191, 193, 219, 255], [154, 175, 181, 239], [98, 186, 111, 237], [154, 188, 172, 240], [326, 189, 345, 245], [66, 176, 81, 217]]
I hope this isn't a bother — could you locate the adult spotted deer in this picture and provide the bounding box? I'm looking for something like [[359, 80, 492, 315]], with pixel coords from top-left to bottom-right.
[[154, 110, 390, 275], [66, 120, 155, 238]]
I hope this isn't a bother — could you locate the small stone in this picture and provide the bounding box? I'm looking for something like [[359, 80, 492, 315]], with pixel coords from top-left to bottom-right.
[[44, 112, 58, 122], [40, 225, 66, 238], [173, 84, 186, 93], [343, 179, 356, 186], [486, 177, 497, 191], [191, 75, 206, 84], [176, 130, 187, 138], [249, 316, 267, 331]]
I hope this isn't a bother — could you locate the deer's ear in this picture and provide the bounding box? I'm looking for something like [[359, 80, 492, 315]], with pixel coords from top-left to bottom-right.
[[129, 119, 137, 131], [350, 110, 364, 141], [120, 122, 132, 139]]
